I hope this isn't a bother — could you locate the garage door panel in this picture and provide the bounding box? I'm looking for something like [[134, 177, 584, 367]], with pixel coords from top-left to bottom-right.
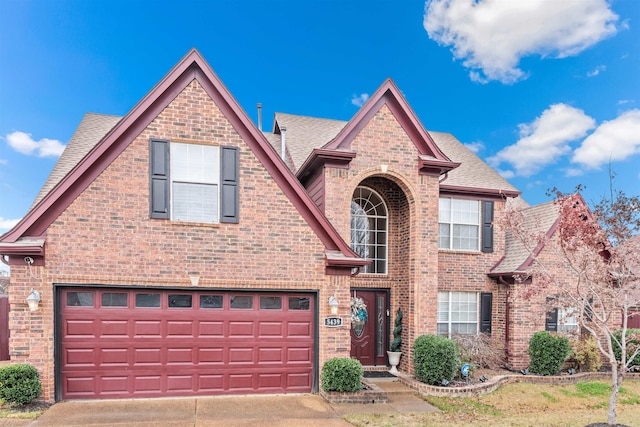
[[134, 375, 162, 392], [228, 347, 253, 363], [287, 322, 312, 337], [198, 347, 224, 363], [134, 320, 162, 337], [99, 320, 129, 337], [60, 288, 314, 399], [65, 348, 96, 367], [228, 321, 254, 337], [198, 321, 224, 337], [65, 319, 97, 337], [167, 375, 194, 391], [134, 348, 162, 364], [259, 321, 283, 336], [166, 348, 193, 363], [100, 348, 129, 365], [258, 347, 283, 363], [166, 321, 194, 337]]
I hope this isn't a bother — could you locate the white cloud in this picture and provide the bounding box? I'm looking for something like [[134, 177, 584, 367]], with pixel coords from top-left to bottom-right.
[[0, 159, 7, 165], [5, 131, 65, 157], [351, 93, 370, 107], [488, 103, 596, 177], [496, 169, 515, 179], [572, 109, 640, 169], [464, 141, 484, 153], [618, 99, 634, 105], [586, 65, 606, 77], [565, 168, 584, 177], [423, 0, 618, 84], [0, 217, 20, 231]]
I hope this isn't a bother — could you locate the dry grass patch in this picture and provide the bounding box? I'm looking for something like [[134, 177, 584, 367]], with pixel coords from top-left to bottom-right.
[[0, 399, 48, 420], [344, 380, 640, 427]]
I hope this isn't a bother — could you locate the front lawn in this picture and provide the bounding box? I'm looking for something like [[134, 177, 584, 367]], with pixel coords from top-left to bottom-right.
[[344, 380, 640, 427]]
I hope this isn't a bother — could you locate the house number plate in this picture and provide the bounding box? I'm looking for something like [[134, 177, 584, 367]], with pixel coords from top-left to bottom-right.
[[324, 317, 343, 327]]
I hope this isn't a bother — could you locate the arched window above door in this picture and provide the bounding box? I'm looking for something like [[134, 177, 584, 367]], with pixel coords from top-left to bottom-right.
[[350, 186, 388, 274]]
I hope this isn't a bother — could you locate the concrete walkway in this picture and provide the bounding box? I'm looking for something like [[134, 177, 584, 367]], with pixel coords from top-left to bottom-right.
[[6, 378, 437, 426]]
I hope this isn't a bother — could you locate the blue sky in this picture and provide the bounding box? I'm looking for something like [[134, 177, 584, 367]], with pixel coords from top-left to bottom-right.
[[1, 0, 639, 273]]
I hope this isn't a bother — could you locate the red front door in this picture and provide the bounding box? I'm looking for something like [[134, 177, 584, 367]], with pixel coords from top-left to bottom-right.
[[350, 289, 388, 366]]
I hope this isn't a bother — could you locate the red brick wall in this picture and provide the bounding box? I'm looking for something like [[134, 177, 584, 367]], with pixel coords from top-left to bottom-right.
[[322, 104, 442, 374], [8, 79, 353, 401]]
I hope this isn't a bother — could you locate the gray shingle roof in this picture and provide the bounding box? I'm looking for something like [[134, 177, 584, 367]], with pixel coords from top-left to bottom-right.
[[429, 131, 519, 194], [266, 113, 519, 195], [32, 113, 121, 208], [491, 200, 560, 274], [270, 113, 347, 173]]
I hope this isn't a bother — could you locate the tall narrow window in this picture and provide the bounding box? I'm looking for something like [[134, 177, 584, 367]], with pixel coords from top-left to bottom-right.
[[351, 187, 387, 274]]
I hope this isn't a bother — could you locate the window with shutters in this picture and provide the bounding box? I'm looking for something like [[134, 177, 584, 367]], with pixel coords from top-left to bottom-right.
[[437, 291, 479, 338], [439, 198, 479, 250], [150, 139, 239, 223], [545, 299, 579, 335], [438, 198, 493, 252], [171, 143, 219, 223]]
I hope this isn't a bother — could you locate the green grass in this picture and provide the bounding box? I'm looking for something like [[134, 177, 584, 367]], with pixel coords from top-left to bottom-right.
[[576, 381, 611, 397], [424, 396, 502, 416], [541, 391, 558, 402]]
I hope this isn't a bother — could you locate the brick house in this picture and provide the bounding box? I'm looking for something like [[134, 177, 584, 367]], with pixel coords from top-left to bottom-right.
[[0, 49, 569, 402]]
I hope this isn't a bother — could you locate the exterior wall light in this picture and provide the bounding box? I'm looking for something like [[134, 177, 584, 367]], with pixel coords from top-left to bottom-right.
[[328, 296, 339, 315], [26, 289, 41, 312]]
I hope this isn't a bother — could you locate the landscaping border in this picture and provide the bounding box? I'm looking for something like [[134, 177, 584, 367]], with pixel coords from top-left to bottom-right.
[[320, 378, 389, 404], [397, 372, 640, 398]]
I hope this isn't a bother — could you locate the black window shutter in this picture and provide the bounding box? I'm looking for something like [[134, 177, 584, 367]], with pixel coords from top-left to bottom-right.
[[545, 297, 558, 332], [220, 146, 239, 223], [481, 201, 494, 253], [150, 139, 170, 219], [480, 292, 492, 334]]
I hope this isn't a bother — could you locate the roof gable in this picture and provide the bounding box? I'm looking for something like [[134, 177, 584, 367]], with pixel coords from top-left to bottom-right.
[[0, 49, 365, 272]]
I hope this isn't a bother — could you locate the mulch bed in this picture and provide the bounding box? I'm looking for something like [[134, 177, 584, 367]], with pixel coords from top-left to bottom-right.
[[2, 400, 51, 413]]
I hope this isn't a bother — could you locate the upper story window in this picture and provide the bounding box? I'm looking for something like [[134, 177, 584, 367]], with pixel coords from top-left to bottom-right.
[[150, 139, 239, 223], [171, 143, 219, 223], [439, 198, 480, 251], [351, 186, 387, 274]]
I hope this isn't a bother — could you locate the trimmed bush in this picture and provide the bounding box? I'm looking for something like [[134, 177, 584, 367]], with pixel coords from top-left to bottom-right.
[[0, 364, 42, 405], [527, 331, 571, 375], [611, 328, 640, 368], [414, 334, 459, 385], [569, 336, 602, 372], [321, 357, 363, 392]]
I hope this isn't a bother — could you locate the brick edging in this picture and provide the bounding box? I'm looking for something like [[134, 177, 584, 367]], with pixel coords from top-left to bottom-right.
[[397, 372, 640, 398], [320, 378, 389, 404]]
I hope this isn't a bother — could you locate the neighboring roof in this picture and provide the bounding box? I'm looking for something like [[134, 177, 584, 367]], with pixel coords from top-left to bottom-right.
[[265, 115, 520, 197], [32, 113, 121, 208], [0, 49, 366, 272], [490, 200, 560, 275]]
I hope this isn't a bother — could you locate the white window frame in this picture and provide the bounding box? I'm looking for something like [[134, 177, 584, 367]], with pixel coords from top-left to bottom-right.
[[558, 307, 579, 334], [437, 291, 479, 338], [170, 142, 220, 223], [438, 197, 480, 251], [350, 186, 388, 274]]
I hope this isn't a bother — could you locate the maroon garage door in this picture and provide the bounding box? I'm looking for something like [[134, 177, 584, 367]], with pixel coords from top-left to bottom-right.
[[59, 288, 314, 399]]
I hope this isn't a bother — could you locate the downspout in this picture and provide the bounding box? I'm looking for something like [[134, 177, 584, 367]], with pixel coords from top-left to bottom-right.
[[280, 126, 287, 162], [498, 275, 511, 362]]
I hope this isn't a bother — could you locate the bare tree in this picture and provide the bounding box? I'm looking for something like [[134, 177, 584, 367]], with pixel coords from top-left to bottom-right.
[[504, 184, 640, 426]]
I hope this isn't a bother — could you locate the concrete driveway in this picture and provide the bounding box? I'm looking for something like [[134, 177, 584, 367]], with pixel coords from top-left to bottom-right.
[[11, 379, 437, 426]]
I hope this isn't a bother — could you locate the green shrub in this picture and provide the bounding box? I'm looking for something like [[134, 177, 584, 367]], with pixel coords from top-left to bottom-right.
[[569, 336, 602, 372], [527, 331, 571, 375], [414, 334, 459, 385], [321, 357, 363, 392], [611, 328, 640, 368], [0, 364, 42, 405]]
